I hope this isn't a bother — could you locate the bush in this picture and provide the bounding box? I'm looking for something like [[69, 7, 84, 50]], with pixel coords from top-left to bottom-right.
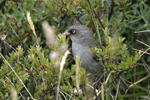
[[0, 0, 150, 99]]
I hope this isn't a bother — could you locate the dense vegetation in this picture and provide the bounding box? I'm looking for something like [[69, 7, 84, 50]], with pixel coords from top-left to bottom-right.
[[0, 0, 150, 99]]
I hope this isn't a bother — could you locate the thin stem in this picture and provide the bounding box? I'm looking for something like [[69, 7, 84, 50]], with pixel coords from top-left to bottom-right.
[[0, 53, 35, 100]]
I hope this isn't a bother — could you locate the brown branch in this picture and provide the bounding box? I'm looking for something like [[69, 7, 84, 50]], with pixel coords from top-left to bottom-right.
[[108, 0, 114, 20], [87, 0, 105, 29], [118, 0, 125, 22], [80, 2, 97, 30]]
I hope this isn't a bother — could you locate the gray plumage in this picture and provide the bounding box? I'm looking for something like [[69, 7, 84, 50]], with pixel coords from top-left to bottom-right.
[[63, 25, 104, 75]]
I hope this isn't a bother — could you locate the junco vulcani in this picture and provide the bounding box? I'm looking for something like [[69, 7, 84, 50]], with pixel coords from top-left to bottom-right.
[[63, 25, 104, 75]]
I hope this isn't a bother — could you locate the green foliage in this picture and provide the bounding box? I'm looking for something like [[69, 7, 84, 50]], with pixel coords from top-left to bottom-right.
[[0, 35, 87, 99], [0, 0, 150, 99], [93, 27, 141, 73]]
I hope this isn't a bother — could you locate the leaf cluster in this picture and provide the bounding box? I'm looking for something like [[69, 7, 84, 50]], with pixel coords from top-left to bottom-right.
[[0, 0, 150, 99]]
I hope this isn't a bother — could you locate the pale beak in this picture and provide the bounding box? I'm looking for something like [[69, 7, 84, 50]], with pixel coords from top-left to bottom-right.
[[62, 31, 70, 35]]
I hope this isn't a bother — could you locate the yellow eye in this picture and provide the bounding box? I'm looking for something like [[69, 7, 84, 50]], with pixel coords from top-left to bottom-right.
[[72, 30, 76, 34]]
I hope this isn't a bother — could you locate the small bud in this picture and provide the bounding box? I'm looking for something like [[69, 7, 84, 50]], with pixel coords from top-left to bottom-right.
[[49, 51, 59, 60], [42, 21, 56, 45], [60, 43, 68, 53]]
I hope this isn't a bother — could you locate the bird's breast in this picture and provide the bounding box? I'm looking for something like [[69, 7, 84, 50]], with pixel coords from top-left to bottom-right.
[[72, 42, 92, 59], [72, 42, 103, 75]]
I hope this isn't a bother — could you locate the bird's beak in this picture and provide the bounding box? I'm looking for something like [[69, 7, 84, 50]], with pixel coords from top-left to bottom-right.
[[62, 31, 70, 35]]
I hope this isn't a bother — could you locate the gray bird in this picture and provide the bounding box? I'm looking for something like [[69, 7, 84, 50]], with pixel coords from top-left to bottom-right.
[[63, 25, 104, 75]]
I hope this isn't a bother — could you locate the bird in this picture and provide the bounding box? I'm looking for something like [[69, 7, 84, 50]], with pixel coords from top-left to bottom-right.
[[63, 25, 104, 75]]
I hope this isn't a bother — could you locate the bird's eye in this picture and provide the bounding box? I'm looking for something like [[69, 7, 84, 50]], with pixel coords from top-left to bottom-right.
[[71, 30, 76, 34]]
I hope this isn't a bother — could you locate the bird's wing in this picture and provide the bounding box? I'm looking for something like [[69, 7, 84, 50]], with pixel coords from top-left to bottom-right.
[[81, 38, 101, 49], [82, 38, 102, 63]]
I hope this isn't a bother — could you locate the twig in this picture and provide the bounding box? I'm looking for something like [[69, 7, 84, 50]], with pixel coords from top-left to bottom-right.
[[112, 0, 125, 34], [72, 12, 83, 24], [5, 76, 26, 100], [0, 11, 19, 38], [141, 58, 150, 74], [108, 0, 114, 20], [125, 74, 150, 94], [140, 47, 150, 57], [95, 70, 125, 99], [56, 50, 70, 100], [118, 1, 125, 22], [93, 10, 105, 29], [93, 72, 106, 99], [134, 30, 150, 33], [132, 48, 150, 55], [106, 69, 129, 87], [115, 78, 120, 100], [0, 53, 35, 100], [136, 39, 150, 48], [80, 3, 97, 32]]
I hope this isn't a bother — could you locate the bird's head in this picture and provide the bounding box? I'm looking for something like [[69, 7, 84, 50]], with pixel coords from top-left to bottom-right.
[[63, 25, 93, 43]]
